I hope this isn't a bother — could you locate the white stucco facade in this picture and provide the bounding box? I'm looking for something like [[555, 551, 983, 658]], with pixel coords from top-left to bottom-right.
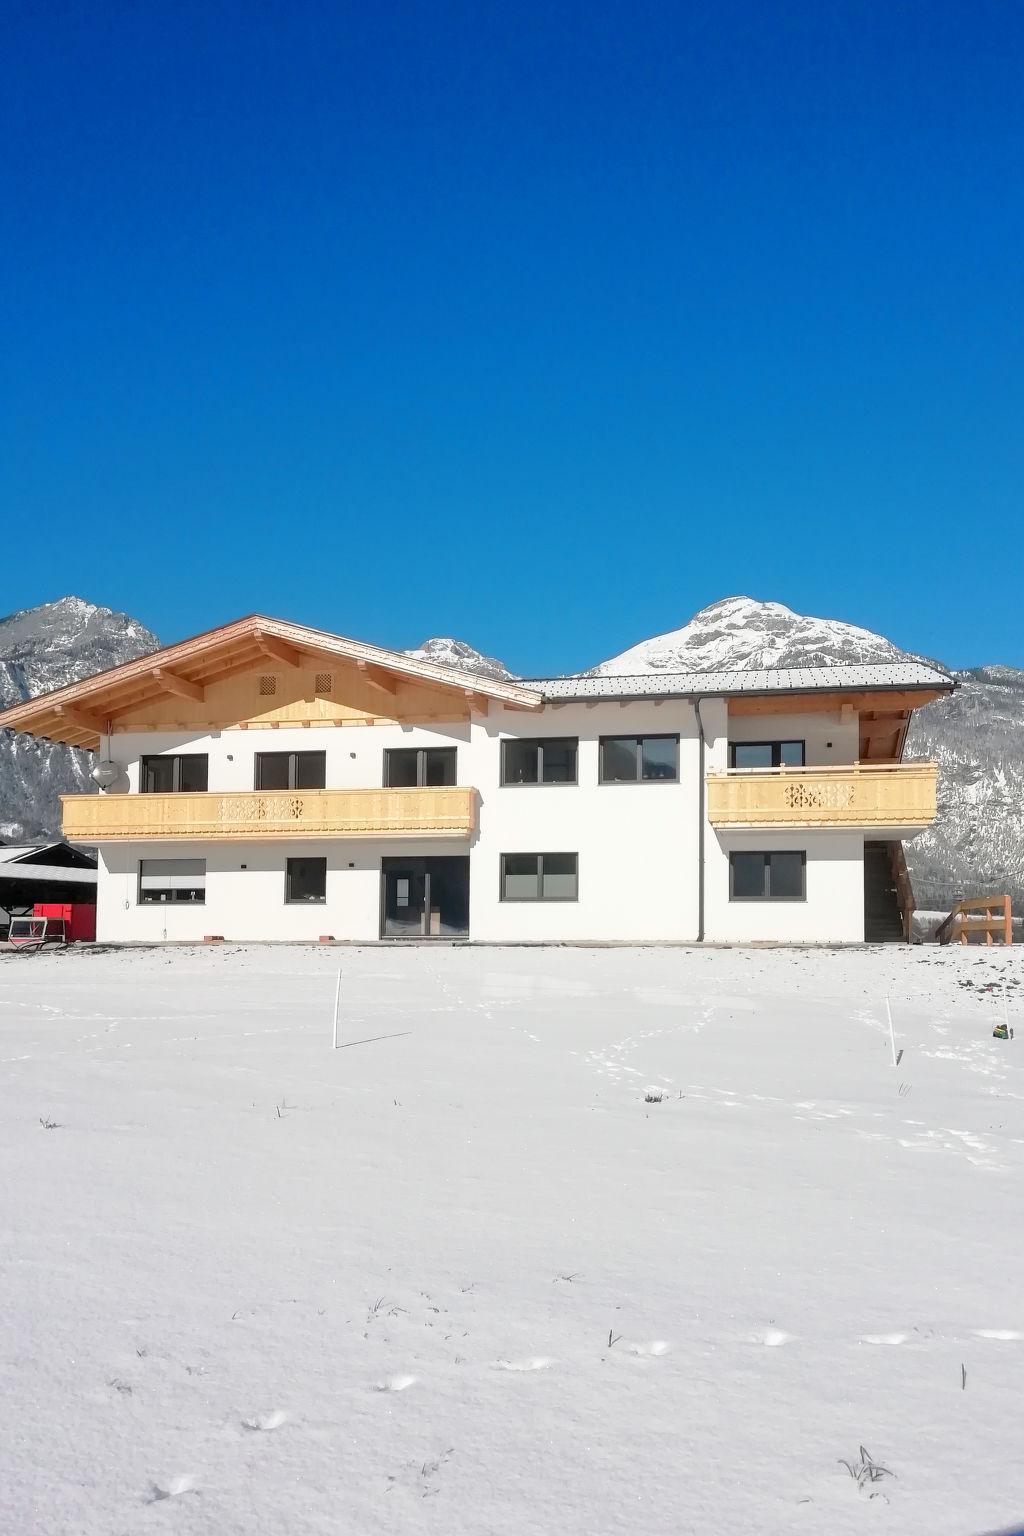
[[86, 692, 914, 946]]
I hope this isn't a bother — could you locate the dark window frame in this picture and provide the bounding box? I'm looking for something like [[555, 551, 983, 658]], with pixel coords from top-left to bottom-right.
[[383, 746, 458, 788], [499, 852, 579, 902], [254, 750, 327, 791], [729, 740, 806, 769], [500, 737, 579, 787], [598, 734, 680, 784], [137, 858, 207, 905], [728, 851, 807, 902], [140, 754, 209, 794], [285, 856, 328, 905]]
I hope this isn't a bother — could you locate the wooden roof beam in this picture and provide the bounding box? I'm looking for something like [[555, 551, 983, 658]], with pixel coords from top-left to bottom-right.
[[254, 631, 302, 669], [152, 667, 205, 703], [54, 703, 105, 735], [355, 660, 400, 695]]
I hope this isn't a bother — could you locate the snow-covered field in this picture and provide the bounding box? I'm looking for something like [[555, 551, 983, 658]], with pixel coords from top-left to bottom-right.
[[2, 943, 1023, 1536]]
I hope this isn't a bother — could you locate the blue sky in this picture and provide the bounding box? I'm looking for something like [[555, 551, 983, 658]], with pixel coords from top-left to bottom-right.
[[2, 1, 1021, 673]]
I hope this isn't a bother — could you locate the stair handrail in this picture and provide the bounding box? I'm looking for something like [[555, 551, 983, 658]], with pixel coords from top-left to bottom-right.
[[936, 896, 1013, 946], [889, 843, 916, 944]]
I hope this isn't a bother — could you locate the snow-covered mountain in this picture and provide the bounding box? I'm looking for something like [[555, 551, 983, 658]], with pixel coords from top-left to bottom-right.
[[403, 637, 515, 681], [0, 598, 158, 841], [1, 594, 1020, 920], [591, 595, 938, 674]]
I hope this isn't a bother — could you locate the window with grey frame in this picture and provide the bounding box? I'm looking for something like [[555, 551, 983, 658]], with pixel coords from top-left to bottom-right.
[[500, 737, 578, 786], [500, 852, 578, 901], [254, 751, 326, 790], [729, 740, 805, 769], [140, 754, 209, 793], [383, 746, 457, 788], [598, 734, 678, 783], [138, 858, 206, 904], [286, 857, 327, 903], [729, 851, 806, 901]]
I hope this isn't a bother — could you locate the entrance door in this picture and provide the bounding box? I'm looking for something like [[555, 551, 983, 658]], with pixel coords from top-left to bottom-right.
[[381, 857, 470, 938]]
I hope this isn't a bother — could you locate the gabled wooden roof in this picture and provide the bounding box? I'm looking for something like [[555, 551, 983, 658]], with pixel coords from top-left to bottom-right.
[[0, 615, 544, 750]]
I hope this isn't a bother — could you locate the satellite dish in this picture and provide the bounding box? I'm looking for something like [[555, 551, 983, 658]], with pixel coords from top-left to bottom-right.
[[91, 760, 121, 788]]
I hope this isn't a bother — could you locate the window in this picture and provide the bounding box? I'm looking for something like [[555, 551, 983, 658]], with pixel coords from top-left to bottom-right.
[[501, 738, 578, 785], [140, 755, 209, 793], [383, 747, 457, 788], [255, 751, 326, 790], [599, 735, 679, 783], [138, 859, 206, 904], [286, 857, 327, 903], [730, 741, 805, 769], [729, 851, 806, 901], [500, 853, 578, 901]]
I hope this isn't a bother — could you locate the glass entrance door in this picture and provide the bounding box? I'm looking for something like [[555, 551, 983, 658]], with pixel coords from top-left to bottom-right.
[[381, 858, 469, 938]]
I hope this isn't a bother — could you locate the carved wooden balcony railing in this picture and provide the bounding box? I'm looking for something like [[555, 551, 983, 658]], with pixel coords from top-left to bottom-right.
[[62, 786, 478, 841], [706, 763, 938, 829]]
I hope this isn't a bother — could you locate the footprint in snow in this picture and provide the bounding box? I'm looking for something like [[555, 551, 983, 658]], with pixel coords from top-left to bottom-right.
[[973, 1329, 1022, 1341], [762, 1330, 793, 1347], [494, 1357, 554, 1371], [242, 1410, 288, 1431], [375, 1374, 417, 1392], [627, 1340, 671, 1357], [860, 1333, 907, 1345]]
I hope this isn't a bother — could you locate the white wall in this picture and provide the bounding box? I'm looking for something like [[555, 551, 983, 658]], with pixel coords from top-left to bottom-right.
[[726, 709, 859, 765], [96, 836, 470, 944], [111, 720, 473, 793], [703, 829, 866, 944], [700, 701, 865, 942], [92, 699, 871, 944], [467, 700, 702, 942]]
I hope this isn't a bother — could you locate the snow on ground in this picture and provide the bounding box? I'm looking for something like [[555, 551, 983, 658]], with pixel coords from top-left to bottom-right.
[[1, 942, 1023, 1536]]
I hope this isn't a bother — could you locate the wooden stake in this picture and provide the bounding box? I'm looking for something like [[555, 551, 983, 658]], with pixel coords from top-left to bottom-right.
[[885, 996, 901, 1068]]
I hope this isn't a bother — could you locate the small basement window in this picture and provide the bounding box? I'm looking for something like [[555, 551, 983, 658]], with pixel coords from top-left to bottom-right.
[[730, 741, 805, 769], [500, 852, 578, 901], [500, 738, 578, 785], [139, 859, 206, 904], [729, 851, 806, 901], [286, 857, 327, 904], [599, 735, 679, 783]]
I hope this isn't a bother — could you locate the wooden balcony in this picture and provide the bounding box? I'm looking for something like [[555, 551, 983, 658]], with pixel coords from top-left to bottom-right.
[[61, 787, 479, 841], [706, 762, 938, 829]]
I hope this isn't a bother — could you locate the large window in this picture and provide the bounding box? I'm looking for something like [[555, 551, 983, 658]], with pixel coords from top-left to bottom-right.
[[141, 754, 208, 793], [500, 853, 578, 901], [255, 751, 326, 790], [729, 851, 806, 901], [730, 741, 805, 769], [599, 735, 678, 783], [384, 747, 457, 788], [501, 738, 578, 785], [286, 857, 327, 903], [138, 859, 206, 904]]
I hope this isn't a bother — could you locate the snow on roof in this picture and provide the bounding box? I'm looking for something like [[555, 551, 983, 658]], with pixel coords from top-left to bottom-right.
[[0, 843, 96, 867], [0, 862, 97, 885], [526, 661, 954, 700]]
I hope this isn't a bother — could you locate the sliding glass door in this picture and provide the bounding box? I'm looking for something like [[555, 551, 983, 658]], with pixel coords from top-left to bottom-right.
[[381, 857, 469, 938]]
